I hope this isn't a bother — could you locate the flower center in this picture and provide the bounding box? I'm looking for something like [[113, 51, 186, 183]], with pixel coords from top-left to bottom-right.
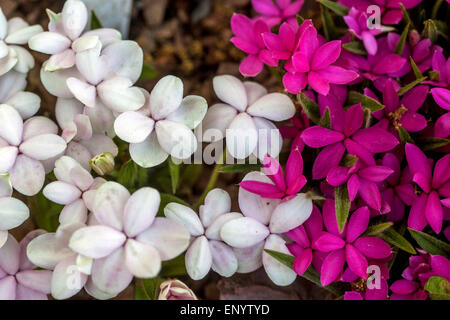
[[388, 105, 408, 128]]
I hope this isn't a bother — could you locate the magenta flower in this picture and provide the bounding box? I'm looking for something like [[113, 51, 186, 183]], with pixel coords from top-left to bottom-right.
[[344, 7, 383, 55], [239, 147, 307, 201], [405, 143, 450, 234], [390, 250, 450, 300], [409, 30, 443, 73], [366, 79, 429, 133], [428, 50, 450, 110], [379, 153, 417, 222], [278, 111, 309, 151], [339, 0, 422, 25], [252, 0, 304, 27], [314, 200, 392, 285], [230, 14, 277, 77], [286, 205, 328, 276], [282, 25, 358, 95], [301, 103, 399, 181]]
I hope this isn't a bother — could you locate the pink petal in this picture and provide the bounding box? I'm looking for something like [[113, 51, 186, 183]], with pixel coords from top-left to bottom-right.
[[405, 143, 432, 187], [314, 232, 346, 252], [239, 55, 264, 77], [293, 248, 312, 276], [239, 180, 284, 199], [311, 41, 341, 70], [312, 142, 345, 180], [372, 54, 406, 75], [285, 147, 304, 190], [326, 166, 349, 187], [425, 191, 443, 234], [301, 126, 344, 148], [308, 71, 330, 96], [298, 25, 318, 61], [345, 244, 368, 279], [322, 199, 345, 237], [292, 51, 310, 73], [408, 193, 428, 231], [353, 237, 392, 259], [390, 279, 418, 295], [344, 104, 363, 136], [348, 174, 360, 202], [358, 178, 382, 211], [263, 155, 286, 191], [358, 166, 394, 183], [282, 72, 307, 94], [346, 206, 370, 243], [317, 66, 359, 85], [351, 128, 399, 153], [252, 0, 280, 15], [400, 85, 429, 113], [399, 112, 427, 132], [432, 154, 450, 190], [320, 249, 345, 286]]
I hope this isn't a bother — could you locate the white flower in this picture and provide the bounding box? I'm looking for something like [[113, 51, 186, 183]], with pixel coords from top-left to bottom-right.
[[114, 75, 208, 168], [164, 188, 239, 280], [219, 172, 313, 286], [0, 8, 43, 75], [0, 104, 67, 195], [202, 75, 295, 159]]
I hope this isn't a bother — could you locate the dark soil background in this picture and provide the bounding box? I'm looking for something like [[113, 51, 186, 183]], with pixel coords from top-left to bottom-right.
[[2, 0, 334, 300]]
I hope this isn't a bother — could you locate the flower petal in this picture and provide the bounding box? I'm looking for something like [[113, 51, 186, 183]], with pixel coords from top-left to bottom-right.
[[125, 239, 161, 278], [220, 217, 270, 248], [185, 236, 212, 280], [263, 234, 297, 286], [269, 193, 313, 233], [212, 75, 247, 112], [247, 93, 295, 121]]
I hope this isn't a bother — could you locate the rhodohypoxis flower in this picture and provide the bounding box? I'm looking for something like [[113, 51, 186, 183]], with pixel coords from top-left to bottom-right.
[[367, 79, 429, 133], [390, 251, 450, 300], [339, 0, 422, 25], [0, 8, 42, 75], [428, 50, 450, 110], [0, 174, 29, 248], [201, 75, 295, 160], [43, 156, 106, 220], [28, 0, 121, 71], [230, 14, 277, 76], [405, 143, 450, 234], [164, 188, 239, 280], [344, 7, 383, 55], [0, 105, 67, 195], [278, 111, 309, 151], [283, 25, 358, 95], [408, 30, 442, 73], [0, 231, 52, 300], [379, 153, 417, 222], [220, 171, 313, 286], [239, 148, 307, 201], [114, 75, 207, 168], [67, 182, 190, 296], [301, 103, 399, 180], [251, 0, 304, 27], [313, 201, 392, 285], [158, 279, 198, 300], [286, 206, 328, 276]]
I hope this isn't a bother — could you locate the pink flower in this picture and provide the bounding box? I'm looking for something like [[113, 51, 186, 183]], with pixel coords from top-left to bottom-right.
[[239, 148, 307, 200], [409, 30, 443, 73], [405, 143, 450, 234], [428, 50, 450, 110], [313, 200, 392, 285], [283, 25, 358, 95], [230, 14, 278, 77], [278, 111, 310, 151], [301, 103, 399, 181], [339, 0, 422, 25], [390, 250, 450, 300], [252, 0, 304, 27]]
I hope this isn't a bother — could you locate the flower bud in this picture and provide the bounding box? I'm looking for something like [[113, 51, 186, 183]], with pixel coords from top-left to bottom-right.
[[90, 152, 115, 176], [421, 19, 438, 43], [158, 279, 198, 300]]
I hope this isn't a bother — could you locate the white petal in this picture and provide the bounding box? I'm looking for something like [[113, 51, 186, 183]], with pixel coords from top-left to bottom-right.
[[45, 49, 76, 71], [269, 193, 313, 234], [114, 111, 154, 143], [76, 254, 93, 275], [220, 217, 270, 248], [0, 104, 23, 146], [199, 188, 231, 227], [69, 162, 93, 191], [66, 77, 96, 107], [166, 95, 207, 129], [28, 32, 71, 54], [97, 77, 145, 112], [0, 8, 7, 39], [247, 92, 296, 121], [124, 239, 161, 278], [51, 256, 87, 300], [83, 28, 122, 47], [129, 131, 168, 168], [150, 75, 183, 120], [226, 112, 257, 159], [213, 75, 247, 111], [123, 187, 160, 237], [91, 247, 133, 295], [84, 278, 117, 300], [40, 64, 83, 98], [136, 217, 190, 261], [53, 155, 82, 183], [0, 276, 16, 299], [18, 229, 46, 270], [0, 197, 29, 230], [205, 212, 243, 241], [252, 117, 282, 161], [102, 40, 143, 83], [0, 233, 19, 274], [0, 40, 8, 59], [59, 198, 88, 225], [164, 202, 204, 236], [0, 173, 12, 197], [85, 101, 115, 136], [0, 70, 26, 102], [27, 233, 73, 269], [0, 146, 18, 173], [201, 103, 237, 142], [244, 81, 267, 105], [155, 120, 197, 159], [69, 225, 126, 259], [238, 171, 280, 225], [66, 141, 91, 171], [185, 236, 212, 280], [22, 116, 58, 141], [263, 234, 297, 286], [62, 0, 88, 40], [55, 98, 83, 129], [10, 155, 45, 196], [78, 133, 118, 158], [20, 134, 67, 161], [0, 48, 18, 76], [6, 25, 43, 44], [209, 240, 238, 277], [43, 181, 81, 205], [0, 230, 7, 248], [10, 46, 35, 73], [16, 269, 52, 294], [92, 181, 130, 231], [75, 41, 108, 85], [5, 91, 41, 119], [233, 241, 264, 273]]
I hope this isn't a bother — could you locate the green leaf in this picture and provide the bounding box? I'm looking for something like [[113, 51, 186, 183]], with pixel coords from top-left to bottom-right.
[[90, 11, 103, 30], [139, 63, 158, 82], [422, 19, 438, 43], [410, 57, 423, 79], [29, 190, 62, 232], [408, 228, 450, 258], [421, 137, 450, 151], [335, 185, 350, 233], [218, 163, 262, 173], [348, 91, 385, 112], [399, 3, 413, 27], [160, 254, 187, 277], [342, 41, 366, 55], [319, 107, 331, 129], [318, 0, 349, 16], [362, 222, 394, 236], [397, 126, 414, 144], [394, 22, 410, 55], [297, 92, 321, 124], [296, 14, 305, 24], [397, 76, 427, 96], [425, 276, 450, 300], [340, 154, 358, 167], [117, 160, 138, 190], [320, 5, 335, 41], [264, 249, 294, 268], [157, 193, 190, 217], [168, 158, 180, 194], [137, 277, 164, 300], [378, 228, 416, 254], [432, 0, 445, 19], [134, 284, 149, 300], [181, 164, 203, 187]]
